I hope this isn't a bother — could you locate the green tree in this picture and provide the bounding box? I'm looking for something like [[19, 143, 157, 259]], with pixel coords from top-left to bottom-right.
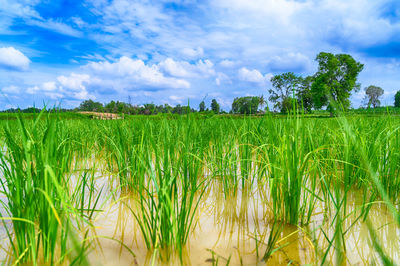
[[199, 101, 206, 112], [364, 85, 384, 108], [211, 99, 220, 114], [79, 100, 104, 112], [269, 72, 302, 113], [231, 96, 260, 114], [105, 100, 117, 113], [312, 52, 364, 114], [297, 76, 314, 113], [395, 91, 400, 108], [143, 103, 156, 115], [258, 95, 266, 111]]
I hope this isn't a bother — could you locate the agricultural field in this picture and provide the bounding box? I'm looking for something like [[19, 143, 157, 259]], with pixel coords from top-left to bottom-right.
[[0, 112, 399, 265]]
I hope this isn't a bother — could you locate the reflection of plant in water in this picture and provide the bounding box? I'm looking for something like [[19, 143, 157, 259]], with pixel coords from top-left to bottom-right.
[[206, 249, 232, 266], [262, 218, 284, 262]]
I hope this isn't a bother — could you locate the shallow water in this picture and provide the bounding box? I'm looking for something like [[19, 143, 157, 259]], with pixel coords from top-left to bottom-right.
[[83, 178, 400, 265], [0, 159, 399, 265]]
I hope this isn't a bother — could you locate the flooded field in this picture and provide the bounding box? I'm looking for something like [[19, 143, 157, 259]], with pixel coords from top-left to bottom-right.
[[80, 178, 400, 265], [0, 114, 399, 265]]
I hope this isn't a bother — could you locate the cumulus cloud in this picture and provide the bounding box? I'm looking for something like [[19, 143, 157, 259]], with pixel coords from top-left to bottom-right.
[[25, 56, 192, 101], [238, 67, 272, 85], [86, 56, 190, 89], [27, 74, 93, 100], [0, 47, 30, 71], [158, 58, 216, 78]]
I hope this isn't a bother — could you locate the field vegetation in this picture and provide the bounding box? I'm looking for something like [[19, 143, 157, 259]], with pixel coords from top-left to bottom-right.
[[0, 109, 398, 265]]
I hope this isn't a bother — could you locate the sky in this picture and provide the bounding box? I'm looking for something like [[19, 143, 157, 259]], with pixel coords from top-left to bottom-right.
[[0, 0, 400, 111]]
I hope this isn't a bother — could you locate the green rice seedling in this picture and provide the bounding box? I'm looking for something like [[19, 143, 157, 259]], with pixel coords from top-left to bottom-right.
[[0, 111, 89, 265], [128, 116, 208, 261], [266, 112, 318, 225], [208, 122, 239, 197]]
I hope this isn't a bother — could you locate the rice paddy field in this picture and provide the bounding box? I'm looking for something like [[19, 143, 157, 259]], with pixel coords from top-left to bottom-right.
[[0, 112, 399, 265]]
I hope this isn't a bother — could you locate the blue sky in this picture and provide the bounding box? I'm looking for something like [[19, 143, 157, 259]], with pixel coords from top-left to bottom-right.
[[0, 0, 400, 110]]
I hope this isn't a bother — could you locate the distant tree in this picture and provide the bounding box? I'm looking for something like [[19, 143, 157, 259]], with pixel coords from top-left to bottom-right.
[[79, 99, 104, 112], [211, 99, 220, 114], [172, 104, 193, 114], [364, 85, 384, 108], [157, 103, 173, 113], [312, 52, 364, 114], [199, 101, 206, 112], [297, 76, 314, 113], [232, 96, 260, 114], [395, 91, 400, 108], [143, 103, 156, 115], [104, 100, 116, 113], [23, 107, 42, 113], [258, 95, 266, 110], [269, 72, 302, 113]]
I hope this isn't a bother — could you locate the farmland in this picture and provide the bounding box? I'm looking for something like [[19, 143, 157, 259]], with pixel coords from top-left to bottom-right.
[[0, 112, 399, 265]]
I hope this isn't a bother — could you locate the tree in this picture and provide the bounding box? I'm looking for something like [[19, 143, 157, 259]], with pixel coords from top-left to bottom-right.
[[232, 96, 260, 114], [258, 95, 266, 111], [79, 99, 104, 112], [104, 100, 117, 113], [312, 52, 364, 114], [395, 91, 400, 108], [199, 101, 206, 112], [211, 99, 220, 114], [364, 85, 384, 108], [269, 72, 302, 113], [143, 103, 156, 115], [297, 76, 314, 113]]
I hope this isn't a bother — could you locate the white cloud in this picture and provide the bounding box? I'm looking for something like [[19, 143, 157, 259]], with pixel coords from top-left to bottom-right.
[[238, 67, 272, 85], [0, 0, 41, 19], [219, 59, 237, 68], [27, 74, 93, 100], [0, 47, 30, 71], [1, 85, 20, 94], [57, 74, 90, 92], [169, 95, 184, 104], [268, 52, 312, 72], [24, 56, 192, 101], [213, 0, 304, 24], [28, 19, 83, 38], [182, 47, 204, 58], [158, 58, 216, 78], [86, 56, 190, 89], [215, 72, 231, 86], [42, 81, 57, 91]]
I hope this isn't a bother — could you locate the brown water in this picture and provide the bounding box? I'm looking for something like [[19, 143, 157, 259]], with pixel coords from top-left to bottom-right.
[[0, 162, 398, 265], [83, 177, 400, 266]]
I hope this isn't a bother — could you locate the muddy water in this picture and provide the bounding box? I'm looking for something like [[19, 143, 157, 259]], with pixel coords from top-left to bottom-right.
[[84, 178, 400, 266], [0, 161, 398, 265]]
